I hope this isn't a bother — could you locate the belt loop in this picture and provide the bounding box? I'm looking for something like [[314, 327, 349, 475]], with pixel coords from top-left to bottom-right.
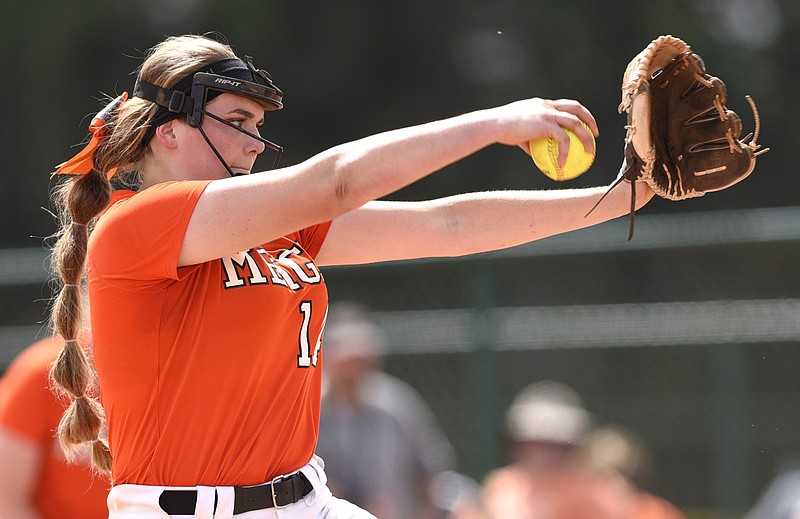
[[195, 486, 216, 519], [213, 486, 235, 519], [308, 455, 327, 486]]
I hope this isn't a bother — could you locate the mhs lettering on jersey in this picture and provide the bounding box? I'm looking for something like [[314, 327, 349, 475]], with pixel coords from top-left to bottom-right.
[[221, 244, 323, 290]]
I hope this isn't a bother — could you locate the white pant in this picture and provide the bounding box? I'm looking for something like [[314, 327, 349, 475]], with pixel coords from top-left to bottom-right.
[[107, 456, 376, 519]]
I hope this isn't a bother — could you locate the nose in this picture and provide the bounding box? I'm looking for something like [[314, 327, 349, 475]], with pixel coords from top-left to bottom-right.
[[248, 133, 267, 156]]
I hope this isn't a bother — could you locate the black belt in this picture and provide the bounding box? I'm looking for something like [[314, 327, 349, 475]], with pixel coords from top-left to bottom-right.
[[159, 471, 313, 516]]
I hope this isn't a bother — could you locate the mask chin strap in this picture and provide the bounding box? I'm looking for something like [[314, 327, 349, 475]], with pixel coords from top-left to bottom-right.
[[196, 108, 283, 177], [195, 122, 237, 177]]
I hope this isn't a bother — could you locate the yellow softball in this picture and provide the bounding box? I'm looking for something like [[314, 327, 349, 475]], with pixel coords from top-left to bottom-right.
[[529, 125, 596, 182]]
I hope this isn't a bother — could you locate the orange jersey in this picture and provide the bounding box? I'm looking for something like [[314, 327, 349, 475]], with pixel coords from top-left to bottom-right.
[[0, 336, 109, 519], [88, 181, 331, 487]]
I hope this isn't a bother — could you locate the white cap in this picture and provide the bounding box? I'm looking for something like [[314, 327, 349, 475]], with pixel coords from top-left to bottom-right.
[[506, 380, 592, 445]]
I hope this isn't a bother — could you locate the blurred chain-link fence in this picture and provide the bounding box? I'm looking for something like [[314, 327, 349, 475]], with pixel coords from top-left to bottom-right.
[[321, 206, 800, 516]]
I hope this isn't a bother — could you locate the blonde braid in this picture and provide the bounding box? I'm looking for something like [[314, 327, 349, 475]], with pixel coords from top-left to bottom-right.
[[49, 168, 113, 473]]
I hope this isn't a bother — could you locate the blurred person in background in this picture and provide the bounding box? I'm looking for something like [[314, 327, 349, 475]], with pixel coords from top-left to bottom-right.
[[317, 302, 456, 519], [0, 335, 109, 519], [479, 380, 687, 519], [479, 380, 617, 519], [743, 455, 800, 519], [580, 424, 687, 519]]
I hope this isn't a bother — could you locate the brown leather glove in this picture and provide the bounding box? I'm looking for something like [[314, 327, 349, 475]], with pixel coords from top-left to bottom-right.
[[594, 35, 767, 239]]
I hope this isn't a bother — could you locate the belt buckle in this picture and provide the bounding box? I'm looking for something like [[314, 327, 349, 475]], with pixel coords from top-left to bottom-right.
[[270, 474, 290, 509]]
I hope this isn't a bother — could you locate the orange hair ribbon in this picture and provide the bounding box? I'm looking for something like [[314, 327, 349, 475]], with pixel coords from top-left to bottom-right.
[[54, 92, 128, 178]]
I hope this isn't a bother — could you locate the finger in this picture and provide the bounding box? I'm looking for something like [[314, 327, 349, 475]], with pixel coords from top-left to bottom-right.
[[546, 125, 572, 169], [576, 120, 597, 156], [553, 112, 596, 157], [552, 99, 600, 137], [519, 120, 571, 167]]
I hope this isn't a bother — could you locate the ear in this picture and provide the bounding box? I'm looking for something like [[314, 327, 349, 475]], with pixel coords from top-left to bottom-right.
[[153, 120, 179, 149]]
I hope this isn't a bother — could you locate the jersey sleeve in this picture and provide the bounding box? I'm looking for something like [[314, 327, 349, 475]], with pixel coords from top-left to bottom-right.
[[298, 220, 332, 258], [0, 339, 62, 445], [89, 181, 211, 282]]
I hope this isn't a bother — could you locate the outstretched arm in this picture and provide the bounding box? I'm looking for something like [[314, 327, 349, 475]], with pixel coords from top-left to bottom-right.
[[316, 179, 653, 266], [180, 98, 598, 266]]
